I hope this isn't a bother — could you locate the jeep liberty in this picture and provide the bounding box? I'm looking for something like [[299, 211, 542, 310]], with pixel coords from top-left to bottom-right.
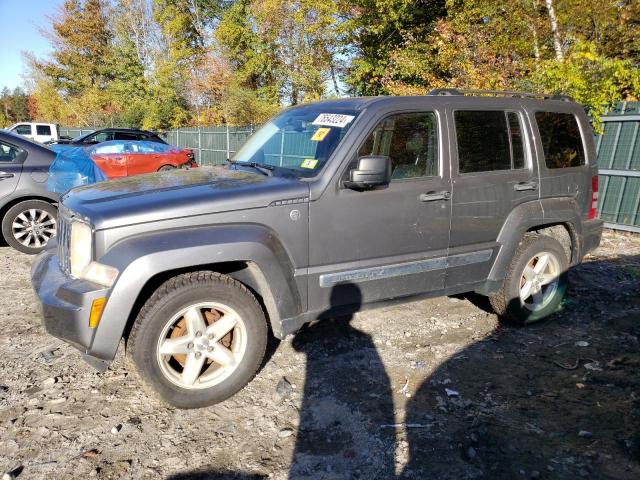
[[31, 90, 603, 408]]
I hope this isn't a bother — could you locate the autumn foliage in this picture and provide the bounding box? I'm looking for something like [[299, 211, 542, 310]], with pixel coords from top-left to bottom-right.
[[21, 0, 640, 128]]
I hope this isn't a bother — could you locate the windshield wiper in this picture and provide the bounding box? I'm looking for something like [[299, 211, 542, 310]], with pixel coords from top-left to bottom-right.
[[226, 159, 274, 176]]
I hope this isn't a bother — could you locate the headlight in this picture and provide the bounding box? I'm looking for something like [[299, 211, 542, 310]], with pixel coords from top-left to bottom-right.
[[70, 221, 92, 278], [69, 220, 118, 287]]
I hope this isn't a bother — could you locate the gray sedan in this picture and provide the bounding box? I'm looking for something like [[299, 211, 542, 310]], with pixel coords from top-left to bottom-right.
[[0, 130, 59, 254]]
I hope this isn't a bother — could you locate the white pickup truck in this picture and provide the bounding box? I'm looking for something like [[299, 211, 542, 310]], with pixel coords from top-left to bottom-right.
[[5, 123, 68, 144]]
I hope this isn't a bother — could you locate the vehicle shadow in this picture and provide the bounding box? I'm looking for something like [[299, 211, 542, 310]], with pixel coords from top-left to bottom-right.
[[166, 254, 640, 479]]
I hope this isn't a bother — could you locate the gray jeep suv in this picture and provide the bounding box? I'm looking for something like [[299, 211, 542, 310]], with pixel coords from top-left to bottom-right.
[[31, 90, 603, 408]]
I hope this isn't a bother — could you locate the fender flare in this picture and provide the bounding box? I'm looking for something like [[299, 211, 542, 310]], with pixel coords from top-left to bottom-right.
[[478, 198, 582, 295], [89, 224, 301, 360]]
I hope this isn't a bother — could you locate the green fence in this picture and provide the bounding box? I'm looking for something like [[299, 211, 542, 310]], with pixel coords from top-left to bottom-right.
[[597, 102, 640, 233]]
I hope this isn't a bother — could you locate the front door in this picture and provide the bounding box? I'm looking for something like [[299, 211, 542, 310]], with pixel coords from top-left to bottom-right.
[[308, 109, 452, 313]]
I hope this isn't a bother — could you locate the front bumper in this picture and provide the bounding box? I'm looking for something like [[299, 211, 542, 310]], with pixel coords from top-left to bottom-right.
[[31, 247, 112, 367]]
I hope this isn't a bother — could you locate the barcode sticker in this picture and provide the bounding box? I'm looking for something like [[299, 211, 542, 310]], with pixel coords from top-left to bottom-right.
[[312, 113, 355, 128]]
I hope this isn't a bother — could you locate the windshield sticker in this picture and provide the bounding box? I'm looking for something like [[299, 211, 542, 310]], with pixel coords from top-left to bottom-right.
[[300, 158, 319, 169], [311, 127, 331, 142], [312, 113, 355, 128]]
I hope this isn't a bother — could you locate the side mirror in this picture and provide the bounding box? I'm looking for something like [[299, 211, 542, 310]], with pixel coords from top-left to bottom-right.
[[344, 155, 392, 190]]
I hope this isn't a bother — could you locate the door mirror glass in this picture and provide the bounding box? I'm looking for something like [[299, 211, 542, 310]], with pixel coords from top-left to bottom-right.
[[344, 155, 391, 190]]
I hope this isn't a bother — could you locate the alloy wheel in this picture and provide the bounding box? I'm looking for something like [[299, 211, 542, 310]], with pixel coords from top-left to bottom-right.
[[156, 302, 248, 389], [519, 251, 561, 311], [11, 208, 57, 249]]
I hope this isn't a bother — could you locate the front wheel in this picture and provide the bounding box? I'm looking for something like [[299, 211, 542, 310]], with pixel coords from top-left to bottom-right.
[[157, 164, 176, 172], [127, 272, 268, 408], [489, 234, 569, 325], [1, 200, 57, 254]]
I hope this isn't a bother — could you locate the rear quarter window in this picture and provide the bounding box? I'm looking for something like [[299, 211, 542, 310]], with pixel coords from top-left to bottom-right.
[[535, 112, 585, 168]]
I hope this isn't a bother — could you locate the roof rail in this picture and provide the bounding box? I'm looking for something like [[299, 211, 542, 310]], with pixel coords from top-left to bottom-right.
[[427, 88, 573, 102]]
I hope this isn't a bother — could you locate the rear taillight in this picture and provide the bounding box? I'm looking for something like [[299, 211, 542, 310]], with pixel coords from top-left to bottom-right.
[[588, 175, 598, 220]]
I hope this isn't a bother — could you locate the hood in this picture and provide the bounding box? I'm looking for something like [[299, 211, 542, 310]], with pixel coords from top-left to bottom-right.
[[62, 166, 309, 230]]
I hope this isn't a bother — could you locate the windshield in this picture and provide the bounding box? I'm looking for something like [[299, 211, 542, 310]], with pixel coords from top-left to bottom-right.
[[232, 104, 360, 177]]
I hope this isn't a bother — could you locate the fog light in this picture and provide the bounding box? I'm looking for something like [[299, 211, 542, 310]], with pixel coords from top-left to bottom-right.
[[89, 297, 107, 328]]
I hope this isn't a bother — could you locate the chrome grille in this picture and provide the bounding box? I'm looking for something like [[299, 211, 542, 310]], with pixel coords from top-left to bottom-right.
[[57, 213, 72, 275]]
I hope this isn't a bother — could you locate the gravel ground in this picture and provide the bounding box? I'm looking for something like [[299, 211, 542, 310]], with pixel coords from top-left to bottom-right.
[[1, 230, 639, 479]]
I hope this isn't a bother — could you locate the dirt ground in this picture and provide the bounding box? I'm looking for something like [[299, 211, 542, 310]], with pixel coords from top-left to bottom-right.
[[1, 230, 639, 480]]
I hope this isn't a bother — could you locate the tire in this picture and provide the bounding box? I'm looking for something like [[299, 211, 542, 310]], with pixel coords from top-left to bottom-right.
[[157, 165, 176, 172], [1, 200, 57, 254], [489, 234, 569, 325], [127, 271, 268, 409]]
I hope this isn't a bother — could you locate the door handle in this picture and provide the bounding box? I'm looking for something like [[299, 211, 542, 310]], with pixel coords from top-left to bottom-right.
[[0, 172, 14, 180], [419, 191, 451, 202], [514, 182, 537, 191]]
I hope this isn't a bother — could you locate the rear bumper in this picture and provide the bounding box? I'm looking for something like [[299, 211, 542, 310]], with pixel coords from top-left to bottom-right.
[[31, 247, 112, 368], [580, 218, 603, 257]]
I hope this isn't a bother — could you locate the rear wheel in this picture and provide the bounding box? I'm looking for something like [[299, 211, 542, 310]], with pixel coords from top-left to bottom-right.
[[1, 200, 57, 254], [489, 234, 568, 325], [127, 271, 268, 408]]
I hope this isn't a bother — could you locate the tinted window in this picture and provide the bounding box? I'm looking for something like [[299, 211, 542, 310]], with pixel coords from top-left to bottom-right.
[[115, 132, 141, 141], [535, 112, 585, 168], [36, 125, 51, 136], [455, 111, 511, 173], [358, 112, 439, 179], [14, 125, 31, 135], [0, 141, 22, 162], [455, 111, 527, 173]]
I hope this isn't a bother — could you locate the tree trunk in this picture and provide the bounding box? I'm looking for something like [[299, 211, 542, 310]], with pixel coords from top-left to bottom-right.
[[544, 0, 564, 60], [531, 0, 540, 61]]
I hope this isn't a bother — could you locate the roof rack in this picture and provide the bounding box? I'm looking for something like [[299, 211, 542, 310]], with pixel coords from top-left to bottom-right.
[[428, 88, 573, 102]]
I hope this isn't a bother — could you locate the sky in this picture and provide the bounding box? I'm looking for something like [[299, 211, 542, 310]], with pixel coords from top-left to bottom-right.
[[0, 0, 62, 91]]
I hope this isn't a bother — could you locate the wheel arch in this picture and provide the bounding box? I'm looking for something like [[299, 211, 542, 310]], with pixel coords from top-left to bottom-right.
[[476, 199, 583, 296], [88, 224, 302, 361]]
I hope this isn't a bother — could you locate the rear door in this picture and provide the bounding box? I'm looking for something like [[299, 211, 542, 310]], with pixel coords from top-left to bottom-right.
[[0, 139, 26, 201], [446, 106, 539, 289]]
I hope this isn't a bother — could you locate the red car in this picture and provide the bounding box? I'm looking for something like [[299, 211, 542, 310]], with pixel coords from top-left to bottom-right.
[[89, 141, 197, 178]]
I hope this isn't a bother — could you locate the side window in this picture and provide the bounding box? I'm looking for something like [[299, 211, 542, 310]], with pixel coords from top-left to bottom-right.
[[115, 132, 140, 141], [358, 112, 439, 179], [455, 110, 526, 173], [14, 124, 32, 135], [0, 141, 23, 162], [535, 112, 585, 168], [36, 125, 52, 136]]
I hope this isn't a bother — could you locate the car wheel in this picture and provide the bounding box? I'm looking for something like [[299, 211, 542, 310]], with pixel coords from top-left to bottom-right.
[[158, 165, 176, 172], [489, 234, 569, 325], [1, 200, 57, 254], [127, 271, 268, 409]]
